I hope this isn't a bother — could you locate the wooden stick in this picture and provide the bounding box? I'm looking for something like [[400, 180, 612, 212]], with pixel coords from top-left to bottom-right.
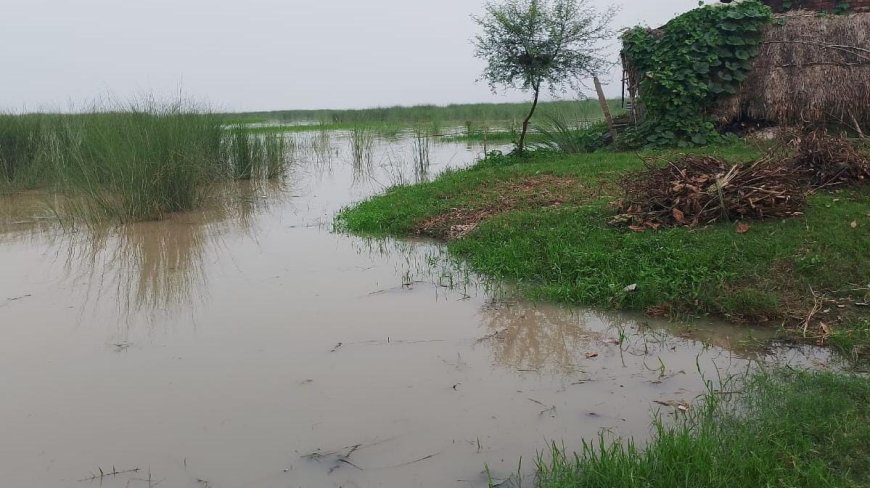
[[594, 76, 618, 142], [850, 111, 865, 138]]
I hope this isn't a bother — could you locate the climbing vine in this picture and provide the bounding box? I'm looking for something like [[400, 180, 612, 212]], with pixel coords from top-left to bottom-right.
[[621, 1, 773, 148]]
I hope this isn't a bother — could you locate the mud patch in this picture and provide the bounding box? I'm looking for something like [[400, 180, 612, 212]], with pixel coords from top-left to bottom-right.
[[415, 175, 582, 239]]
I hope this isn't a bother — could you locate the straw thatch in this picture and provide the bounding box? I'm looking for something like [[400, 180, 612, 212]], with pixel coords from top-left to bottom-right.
[[719, 11, 870, 131], [622, 11, 870, 132]]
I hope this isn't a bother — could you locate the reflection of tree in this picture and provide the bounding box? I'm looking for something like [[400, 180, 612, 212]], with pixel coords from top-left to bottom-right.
[[478, 302, 784, 374], [480, 300, 601, 374]]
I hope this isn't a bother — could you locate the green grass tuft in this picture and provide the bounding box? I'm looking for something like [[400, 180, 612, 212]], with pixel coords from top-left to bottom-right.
[[537, 370, 869, 488]]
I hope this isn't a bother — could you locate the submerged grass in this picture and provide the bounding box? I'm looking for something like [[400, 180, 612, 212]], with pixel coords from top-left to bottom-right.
[[226, 124, 289, 181], [412, 128, 432, 182], [537, 370, 869, 488], [0, 103, 290, 222], [350, 127, 375, 167], [338, 145, 870, 354]]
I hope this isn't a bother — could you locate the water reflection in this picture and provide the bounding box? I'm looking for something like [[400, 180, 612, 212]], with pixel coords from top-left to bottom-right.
[[0, 191, 62, 241], [349, 128, 376, 185], [1, 179, 289, 324], [310, 129, 337, 171], [72, 215, 212, 317], [479, 301, 605, 374], [346, 236, 833, 375], [478, 300, 833, 375], [349, 234, 489, 302], [288, 128, 478, 191], [412, 129, 432, 183]]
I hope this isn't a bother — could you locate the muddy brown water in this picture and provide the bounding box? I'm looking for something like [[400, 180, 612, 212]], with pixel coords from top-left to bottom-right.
[[0, 131, 832, 487]]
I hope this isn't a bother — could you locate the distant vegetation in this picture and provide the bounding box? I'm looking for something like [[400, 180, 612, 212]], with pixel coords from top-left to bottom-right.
[[0, 102, 289, 223], [223, 99, 622, 131], [233, 99, 624, 154]]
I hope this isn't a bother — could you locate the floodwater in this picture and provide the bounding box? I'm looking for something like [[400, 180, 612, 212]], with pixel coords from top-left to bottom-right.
[[0, 131, 831, 488]]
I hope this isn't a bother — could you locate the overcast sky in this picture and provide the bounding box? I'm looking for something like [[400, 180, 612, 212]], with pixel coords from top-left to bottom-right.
[[2, 0, 719, 112]]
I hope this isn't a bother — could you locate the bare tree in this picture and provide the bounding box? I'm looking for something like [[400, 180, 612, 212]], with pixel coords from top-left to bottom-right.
[[473, 0, 615, 153]]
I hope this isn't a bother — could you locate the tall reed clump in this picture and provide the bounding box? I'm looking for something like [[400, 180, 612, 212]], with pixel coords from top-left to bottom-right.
[[0, 102, 291, 223], [0, 114, 53, 189], [350, 127, 375, 167], [535, 114, 607, 154], [349, 127, 376, 184], [224, 124, 289, 180], [227, 124, 255, 179], [262, 133, 290, 179], [56, 109, 226, 221]]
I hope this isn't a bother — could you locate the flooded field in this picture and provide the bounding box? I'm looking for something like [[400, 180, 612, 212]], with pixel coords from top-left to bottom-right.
[[0, 131, 831, 487]]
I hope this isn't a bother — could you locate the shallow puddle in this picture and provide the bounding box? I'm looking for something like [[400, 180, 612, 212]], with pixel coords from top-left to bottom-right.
[[0, 131, 832, 487]]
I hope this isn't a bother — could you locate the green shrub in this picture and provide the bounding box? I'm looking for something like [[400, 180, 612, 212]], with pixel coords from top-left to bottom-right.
[[621, 1, 772, 148]]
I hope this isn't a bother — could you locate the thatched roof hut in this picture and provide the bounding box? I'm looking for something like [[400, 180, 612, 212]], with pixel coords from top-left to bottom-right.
[[719, 11, 870, 131], [622, 10, 870, 132]]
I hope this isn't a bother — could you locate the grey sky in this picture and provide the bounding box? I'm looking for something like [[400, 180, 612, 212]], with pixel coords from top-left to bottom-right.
[[2, 0, 717, 112]]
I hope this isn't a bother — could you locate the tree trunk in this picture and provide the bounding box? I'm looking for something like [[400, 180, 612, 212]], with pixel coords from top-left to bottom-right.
[[518, 86, 540, 153]]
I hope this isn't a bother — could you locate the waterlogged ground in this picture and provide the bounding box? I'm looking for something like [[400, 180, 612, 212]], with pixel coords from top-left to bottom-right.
[[0, 131, 832, 488]]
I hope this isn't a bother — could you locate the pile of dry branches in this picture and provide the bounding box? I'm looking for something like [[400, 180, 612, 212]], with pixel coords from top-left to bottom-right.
[[787, 130, 870, 189], [615, 130, 869, 228], [615, 155, 806, 228]]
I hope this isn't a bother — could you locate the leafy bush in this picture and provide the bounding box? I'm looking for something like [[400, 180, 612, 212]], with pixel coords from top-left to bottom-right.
[[621, 1, 772, 148]]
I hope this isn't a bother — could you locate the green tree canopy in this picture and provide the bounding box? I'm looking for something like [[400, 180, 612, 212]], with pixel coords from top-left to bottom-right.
[[473, 0, 615, 152]]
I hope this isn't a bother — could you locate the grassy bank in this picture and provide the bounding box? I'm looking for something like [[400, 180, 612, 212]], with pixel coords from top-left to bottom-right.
[[338, 146, 870, 356], [0, 106, 288, 222], [536, 369, 869, 487]]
